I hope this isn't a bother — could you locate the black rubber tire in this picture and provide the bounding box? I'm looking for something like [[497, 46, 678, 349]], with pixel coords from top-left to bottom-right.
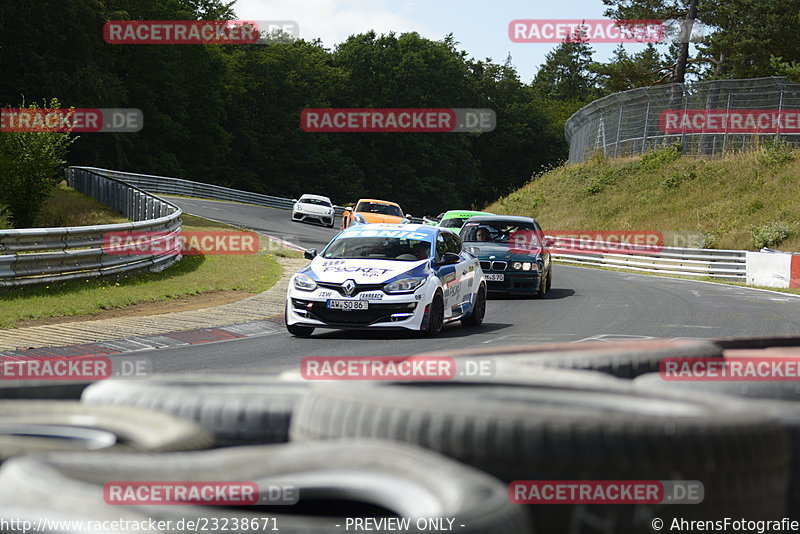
[[634, 372, 800, 515], [82, 374, 309, 445], [534, 269, 547, 298], [416, 338, 724, 379], [461, 284, 486, 327], [545, 265, 552, 291], [291, 373, 789, 532], [422, 291, 444, 337], [0, 441, 532, 534], [287, 323, 315, 337], [0, 401, 211, 464], [0, 380, 92, 400]]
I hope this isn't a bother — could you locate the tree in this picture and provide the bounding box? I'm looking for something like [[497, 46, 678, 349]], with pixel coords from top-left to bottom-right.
[[0, 101, 76, 228], [531, 36, 598, 101], [591, 45, 667, 94]]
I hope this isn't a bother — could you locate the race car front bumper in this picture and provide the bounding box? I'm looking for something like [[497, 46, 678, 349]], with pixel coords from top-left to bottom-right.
[[286, 289, 427, 331], [292, 211, 334, 226]]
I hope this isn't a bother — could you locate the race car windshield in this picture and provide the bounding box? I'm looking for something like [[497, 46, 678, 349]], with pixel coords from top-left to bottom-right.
[[356, 202, 403, 217], [322, 237, 431, 261], [301, 198, 331, 206], [462, 222, 542, 246], [440, 218, 466, 228]]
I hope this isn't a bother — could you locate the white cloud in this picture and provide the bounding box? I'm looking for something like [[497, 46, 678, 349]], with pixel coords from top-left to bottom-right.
[[232, 0, 439, 48]]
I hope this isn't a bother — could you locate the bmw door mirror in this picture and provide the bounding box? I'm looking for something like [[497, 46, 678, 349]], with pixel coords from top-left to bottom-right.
[[544, 237, 555, 247], [304, 249, 317, 260], [440, 252, 460, 265]]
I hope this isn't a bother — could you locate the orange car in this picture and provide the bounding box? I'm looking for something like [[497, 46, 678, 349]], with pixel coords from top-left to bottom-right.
[[341, 198, 407, 229]]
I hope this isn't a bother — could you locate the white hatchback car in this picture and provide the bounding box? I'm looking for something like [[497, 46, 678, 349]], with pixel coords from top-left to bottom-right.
[[291, 194, 336, 227], [285, 224, 487, 337]]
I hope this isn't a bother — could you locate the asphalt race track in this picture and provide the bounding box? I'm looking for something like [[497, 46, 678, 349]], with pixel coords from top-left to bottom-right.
[[140, 196, 800, 374]]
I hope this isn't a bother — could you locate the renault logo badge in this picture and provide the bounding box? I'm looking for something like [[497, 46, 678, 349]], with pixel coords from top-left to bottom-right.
[[342, 279, 356, 296]]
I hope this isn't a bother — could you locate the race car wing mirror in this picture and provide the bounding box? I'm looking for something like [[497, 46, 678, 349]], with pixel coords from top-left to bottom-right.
[[440, 252, 460, 265], [304, 249, 318, 260]]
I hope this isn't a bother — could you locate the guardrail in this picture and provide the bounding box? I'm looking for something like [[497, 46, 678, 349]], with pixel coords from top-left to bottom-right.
[[74, 166, 429, 224], [0, 168, 182, 287], [72, 167, 350, 217], [548, 236, 747, 281]]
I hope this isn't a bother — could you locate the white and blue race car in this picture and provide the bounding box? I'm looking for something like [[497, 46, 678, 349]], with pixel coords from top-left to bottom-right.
[[285, 224, 487, 337]]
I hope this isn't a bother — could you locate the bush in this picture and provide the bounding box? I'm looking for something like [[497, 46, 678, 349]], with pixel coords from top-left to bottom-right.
[[756, 139, 796, 167], [640, 143, 681, 170], [0, 99, 76, 228], [750, 221, 798, 250]]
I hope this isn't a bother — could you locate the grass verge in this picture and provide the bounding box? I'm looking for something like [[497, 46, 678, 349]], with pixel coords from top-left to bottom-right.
[[485, 144, 800, 251], [0, 213, 283, 329]]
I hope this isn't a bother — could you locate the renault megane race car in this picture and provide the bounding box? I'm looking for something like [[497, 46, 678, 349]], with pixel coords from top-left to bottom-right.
[[285, 224, 487, 337]]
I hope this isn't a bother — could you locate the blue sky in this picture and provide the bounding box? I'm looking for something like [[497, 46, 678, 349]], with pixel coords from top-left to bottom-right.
[[233, 0, 667, 83]]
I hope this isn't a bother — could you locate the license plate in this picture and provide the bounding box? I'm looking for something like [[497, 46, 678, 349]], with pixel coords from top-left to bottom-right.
[[327, 299, 369, 310], [485, 274, 505, 282]]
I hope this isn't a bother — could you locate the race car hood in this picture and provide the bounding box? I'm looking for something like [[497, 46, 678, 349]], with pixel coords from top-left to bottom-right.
[[358, 212, 405, 224], [466, 242, 544, 259], [297, 202, 331, 215], [306, 258, 428, 284]]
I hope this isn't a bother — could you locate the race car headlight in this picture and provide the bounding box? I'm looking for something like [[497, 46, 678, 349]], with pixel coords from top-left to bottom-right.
[[293, 273, 317, 291], [513, 262, 536, 271], [512, 262, 522, 270], [353, 214, 367, 225], [383, 277, 426, 294]]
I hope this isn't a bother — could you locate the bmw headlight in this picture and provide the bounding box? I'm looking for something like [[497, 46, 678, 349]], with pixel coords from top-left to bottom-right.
[[512, 262, 522, 270], [293, 273, 317, 291], [383, 277, 426, 294]]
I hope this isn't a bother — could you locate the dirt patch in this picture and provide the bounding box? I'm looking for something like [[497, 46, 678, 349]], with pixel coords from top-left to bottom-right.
[[16, 290, 254, 327]]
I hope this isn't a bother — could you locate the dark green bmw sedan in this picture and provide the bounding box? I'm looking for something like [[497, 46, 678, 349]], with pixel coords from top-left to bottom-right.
[[461, 215, 553, 297]]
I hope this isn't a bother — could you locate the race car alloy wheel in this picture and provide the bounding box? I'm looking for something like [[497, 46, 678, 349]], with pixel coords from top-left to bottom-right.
[[461, 284, 486, 327]]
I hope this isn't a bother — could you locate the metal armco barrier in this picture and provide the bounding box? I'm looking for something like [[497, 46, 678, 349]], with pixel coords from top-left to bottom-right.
[[73, 166, 348, 217], [549, 236, 747, 281], [0, 168, 182, 287]]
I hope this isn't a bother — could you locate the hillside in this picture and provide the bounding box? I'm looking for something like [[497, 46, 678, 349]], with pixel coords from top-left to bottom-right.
[[484, 144, 800, 252]]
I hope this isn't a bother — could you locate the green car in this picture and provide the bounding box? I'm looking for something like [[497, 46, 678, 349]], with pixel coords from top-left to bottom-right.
[[425, 210, 494, 234]]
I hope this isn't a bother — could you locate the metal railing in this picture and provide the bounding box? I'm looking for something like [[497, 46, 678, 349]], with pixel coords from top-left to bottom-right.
[[0, 168, 182, 287], [565, 77, 800, 163], [548, 236, 746, 281], [74, 167, 349, 217], [79, 166, 428, 223]]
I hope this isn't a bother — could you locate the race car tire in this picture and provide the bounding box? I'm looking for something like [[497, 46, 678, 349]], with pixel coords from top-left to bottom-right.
[[534, 269, 547, 299], [287, 323, 315, 337], [82, 374, 309, 445], [545, 266, 552, 291], [291, 374, 789, 532], [461, 284, 486, 327], [0, 441, 532, 534], [415, 338, 724, 379], [422, 291, 444, 337], [0, 401, 211, 464]]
